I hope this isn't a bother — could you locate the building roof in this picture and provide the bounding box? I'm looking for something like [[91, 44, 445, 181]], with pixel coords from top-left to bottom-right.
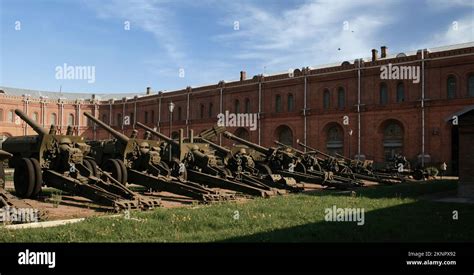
[[1, 41, 473, 101]]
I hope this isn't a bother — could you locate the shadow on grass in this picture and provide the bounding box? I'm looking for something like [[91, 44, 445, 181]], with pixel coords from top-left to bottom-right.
[[304, 180, 458, 200], [221, 199, 474, 243]]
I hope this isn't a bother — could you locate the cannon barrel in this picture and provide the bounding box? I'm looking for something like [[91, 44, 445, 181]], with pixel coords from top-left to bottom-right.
[[335, 153, 352, 161], [199, 137, 232, 155], [274, 140, 305, 155], [14, 109, 48, 136], [84, 112, 130, 144], [222, 131, 269, 154], [135, 122, 179, 147]]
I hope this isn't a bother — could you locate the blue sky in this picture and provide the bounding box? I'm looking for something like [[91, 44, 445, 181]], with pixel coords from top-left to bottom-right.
[[0, 0, 473, 94]]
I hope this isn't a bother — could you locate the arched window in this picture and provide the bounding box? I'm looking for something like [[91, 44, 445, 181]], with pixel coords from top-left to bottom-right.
[[468, 74, 474, 97], [396, 83, 405, 103], [383, 121, 404, 161], [102, 114, 107, 123], [326, 124, 343, 156], [200, 104, 205, 119], [0, 109, 3, 121], [323, 89, 330, 110], [144, 111, 149, 124], [67, 114, 74, 126], [275, 95, 282, 113], [117, 113, 122, 126], [337, 87, 345, 109], [177, 107, 182, 121], [235, 127, 250, 140], [234, 99, 240, 113], [288, 94, 294, 112], [245, 98, 250, 113], [151, 110, 155, 123], [85, 112, 93, 126], [447, 76, 456, 99], [275, 125, 293, 146], [32, 112, 39, 122], [130, 112, 134, 124], [171, 131, 179, 140], [50, 113, 57, 125], [380, 83, 388, 105], [208, 103, 213, 118], [7, 110, 14, 123]]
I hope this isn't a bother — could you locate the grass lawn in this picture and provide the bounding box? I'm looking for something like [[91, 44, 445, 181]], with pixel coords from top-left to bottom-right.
[[1, 179, 472, 242]]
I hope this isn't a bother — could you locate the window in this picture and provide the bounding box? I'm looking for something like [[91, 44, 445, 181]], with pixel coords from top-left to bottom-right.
[[130, 112, 134, 124], [337, 87, 345, 109], [468, 74, 474, 97], [50, 113, 57, 125], [102, 114, 107, 123], [383, 121, 403, 161], [208, 103, 213, 118], [67, 114, 74, 126], [7, 110, 14, 123], [276, 125, 293, 146], [275, 95, 282, 113], [447, 76, 456, 99], [151, 110, 155, 123], [0, 109, 3, 121], [288, 94, 294, 112], [245, 98, 250, 113], [380, 83, 388, 105], [396, 83, 405, 103], [234, 100, 240, 113], [32, 112, 39, 122], [235, 127, 250, 140], [177, 107, 182, 121], [200, 104, 205, 119], [326, 124, 343, 156], [85, 113, 92, 126], [144, 111, 148, 124], [323, 89, 330, 110]]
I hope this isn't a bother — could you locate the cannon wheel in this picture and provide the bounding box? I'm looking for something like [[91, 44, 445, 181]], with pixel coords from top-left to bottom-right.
[[170, 160, 187, 182], [115, 159, 128, 185], [83, 159, 95, 177], [29, 158, 43, 198], [312, 163, 322, 172], [14, 158, 35, 198], [257, 163, 273, 176], [103, 159, 123, 184], [0, 162, 5, 189], [413, 169, 425, 181], [295, 162, 306, 173], [87, 159, 99, 177]]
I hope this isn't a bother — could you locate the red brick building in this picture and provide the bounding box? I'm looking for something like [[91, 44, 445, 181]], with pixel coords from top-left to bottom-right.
[[1, 42, 473, 173]]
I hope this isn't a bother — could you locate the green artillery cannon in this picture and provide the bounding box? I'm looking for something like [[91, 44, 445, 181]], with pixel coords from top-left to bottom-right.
[[274, 140, 364, 187], [223, 131, 356, 189], [135, 122, 276, 197], [2, 109, 159, 211], [84, 113, 230, 202], [198, 136, 295, 193]]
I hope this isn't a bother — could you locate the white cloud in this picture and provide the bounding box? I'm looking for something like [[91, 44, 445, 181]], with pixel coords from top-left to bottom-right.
[[429, 16, 474, 46]]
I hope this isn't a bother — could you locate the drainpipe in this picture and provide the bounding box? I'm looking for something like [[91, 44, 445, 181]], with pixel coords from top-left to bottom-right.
[[133, 95, 138, 129], [357, 58, 362, 160], [258, 76, 262, 145], [186, 87, 191, 134], [421, 49, 425, 168], [303, 68, 308, 152], [219, 82, 224, 145], [122, 97, 126, 133], [93, 102, 98, 140], [109, 99, 113, 139], [59, 99, 64, 134], [158, 92, 162, 132], [22, 94, 29, 135], [76, 100, 81, 136]]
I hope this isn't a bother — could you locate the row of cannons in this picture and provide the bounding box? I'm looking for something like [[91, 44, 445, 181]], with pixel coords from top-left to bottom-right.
[[0, 109, 423, 213]]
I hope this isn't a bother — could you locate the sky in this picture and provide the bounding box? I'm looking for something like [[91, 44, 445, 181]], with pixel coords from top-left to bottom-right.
[[0, 0, 473, 94]]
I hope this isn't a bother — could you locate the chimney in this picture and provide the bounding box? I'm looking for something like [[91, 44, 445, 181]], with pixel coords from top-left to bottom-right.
[[371, 49, 378, 62], [240, 71, 247, 81], [381, 46, 387, 58], [146, 87, 151, 95]]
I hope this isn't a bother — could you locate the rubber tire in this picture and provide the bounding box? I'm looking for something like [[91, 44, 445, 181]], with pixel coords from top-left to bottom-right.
[[14, 158, 35, 198], [295, 162, 307, 173], [115, 159, 128, 185], [88, 159, 99, 177], [83, 159, 94, 176], [257, 163, 273, 176], [0, 162, 5, 189], [103, 159, 122, 184], [29, 158, 43, 198]]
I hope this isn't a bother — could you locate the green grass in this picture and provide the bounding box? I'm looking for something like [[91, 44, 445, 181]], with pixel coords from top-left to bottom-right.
[[1, 179, 472, 242]]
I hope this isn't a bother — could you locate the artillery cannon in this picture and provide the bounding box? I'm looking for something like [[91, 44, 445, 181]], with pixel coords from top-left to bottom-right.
[[223, 132, 357, 189], [1, 109, 159, 211], [198, 137, 295, 193], [84, 113, 230, 202], [135, 122, 276, 197]]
